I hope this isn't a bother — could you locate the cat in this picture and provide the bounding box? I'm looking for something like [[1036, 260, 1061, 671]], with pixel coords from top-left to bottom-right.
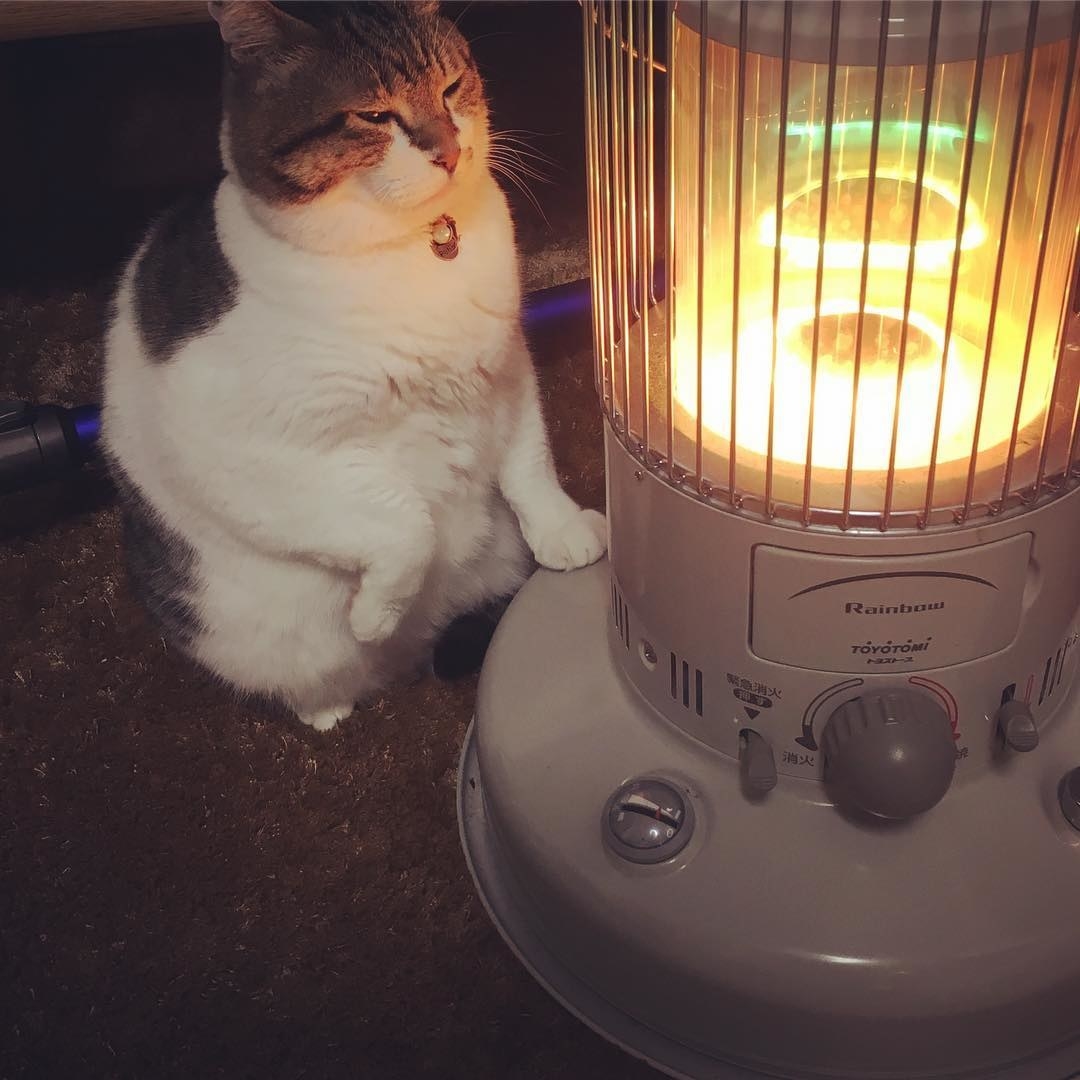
[[101, 0, 606, 731]]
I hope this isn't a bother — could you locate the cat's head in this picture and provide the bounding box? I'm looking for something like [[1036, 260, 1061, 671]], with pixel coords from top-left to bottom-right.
[[209, 1, 488, 213]]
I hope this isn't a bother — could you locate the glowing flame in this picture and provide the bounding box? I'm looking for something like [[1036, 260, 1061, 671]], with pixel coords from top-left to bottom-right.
[[672, 298, 1040, 475], [757, 172, 987, 274]]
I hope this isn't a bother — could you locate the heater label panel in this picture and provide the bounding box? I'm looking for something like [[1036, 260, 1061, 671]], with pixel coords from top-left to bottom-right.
[[751, 535, 1032, 672]]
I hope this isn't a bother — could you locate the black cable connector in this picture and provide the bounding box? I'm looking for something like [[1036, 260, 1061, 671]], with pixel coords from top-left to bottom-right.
[[0, 401, 100, 494]]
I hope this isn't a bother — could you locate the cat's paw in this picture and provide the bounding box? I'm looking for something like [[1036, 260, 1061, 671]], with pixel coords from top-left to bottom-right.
[[529, 508, 607, 571], [298, 702, 353, 732], [348, 589, 405, 644]]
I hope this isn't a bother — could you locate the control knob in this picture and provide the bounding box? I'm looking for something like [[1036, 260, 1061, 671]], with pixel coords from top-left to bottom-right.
[[822, 691, 956, 820]]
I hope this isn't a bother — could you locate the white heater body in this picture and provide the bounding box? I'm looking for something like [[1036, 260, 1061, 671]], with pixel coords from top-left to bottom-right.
[[460, 2, 1080, 1077], [606, 431, 1080, 789]]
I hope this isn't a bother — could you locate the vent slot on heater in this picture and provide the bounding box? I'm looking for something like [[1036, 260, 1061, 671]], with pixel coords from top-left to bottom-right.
[[1039, 638, 1072, 704], [670, 652, 704, 716], [611, 583, 630, 649]]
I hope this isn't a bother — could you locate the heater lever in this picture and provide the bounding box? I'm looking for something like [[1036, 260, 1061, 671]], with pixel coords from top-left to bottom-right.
[[997, 700, 1039, 753], [739, 730, 777, 795], [619, 792, 683, 830]]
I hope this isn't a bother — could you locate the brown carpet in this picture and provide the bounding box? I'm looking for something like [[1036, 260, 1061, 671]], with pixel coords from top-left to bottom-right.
[[0, 6, 655, 1079]]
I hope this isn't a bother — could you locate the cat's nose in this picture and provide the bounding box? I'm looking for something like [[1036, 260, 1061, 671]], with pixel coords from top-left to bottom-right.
[[434, 144, 461, 175], [412, 115, 461, 176]]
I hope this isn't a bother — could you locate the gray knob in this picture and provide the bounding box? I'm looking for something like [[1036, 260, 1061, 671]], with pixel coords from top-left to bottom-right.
[[603, 778, 694, 864], [1060, 768, 1080, 833], [997, 699, 1039, 752], [822, 691, 956, 820]]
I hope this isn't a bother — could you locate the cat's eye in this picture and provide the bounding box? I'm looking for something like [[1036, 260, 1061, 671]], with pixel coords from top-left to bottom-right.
[[443, 76, 463, 99], [356, 110, 393, 125]]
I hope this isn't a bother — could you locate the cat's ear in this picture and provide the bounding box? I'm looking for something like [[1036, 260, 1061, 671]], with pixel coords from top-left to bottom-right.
[[208, 1, 316, 62]]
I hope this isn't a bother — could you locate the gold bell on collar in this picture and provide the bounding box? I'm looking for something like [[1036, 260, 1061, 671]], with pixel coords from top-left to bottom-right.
[[430, 215, 460, 261]]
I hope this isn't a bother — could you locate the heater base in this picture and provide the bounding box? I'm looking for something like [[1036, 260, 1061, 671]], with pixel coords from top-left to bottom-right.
[[459, 727, 753, 1080], [459, 560, 1080, 1080]]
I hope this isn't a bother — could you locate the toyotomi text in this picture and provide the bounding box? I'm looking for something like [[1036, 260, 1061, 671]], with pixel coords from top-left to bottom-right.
[[851, 638, 933, 656]]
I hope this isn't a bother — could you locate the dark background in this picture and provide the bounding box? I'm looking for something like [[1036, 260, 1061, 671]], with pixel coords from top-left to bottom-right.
[[0, 4, 654, 1078]]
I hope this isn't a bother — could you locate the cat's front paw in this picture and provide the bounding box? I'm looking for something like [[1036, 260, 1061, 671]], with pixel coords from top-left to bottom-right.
[[529, 508, 607, 571], [349, 589, 405, 644], [298, 702, 354, 732]]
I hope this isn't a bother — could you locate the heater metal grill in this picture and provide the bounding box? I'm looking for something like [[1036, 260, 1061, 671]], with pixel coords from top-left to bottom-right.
[[584, 0, 1080, 530]]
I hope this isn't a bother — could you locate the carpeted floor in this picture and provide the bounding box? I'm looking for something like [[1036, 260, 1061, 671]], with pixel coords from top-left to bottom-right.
[[0, 6, 657, 1078]]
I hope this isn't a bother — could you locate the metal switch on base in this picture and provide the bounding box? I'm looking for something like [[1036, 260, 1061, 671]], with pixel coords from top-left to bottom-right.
[[740, 730, 777, 794], [997, 700, 1040, 752]]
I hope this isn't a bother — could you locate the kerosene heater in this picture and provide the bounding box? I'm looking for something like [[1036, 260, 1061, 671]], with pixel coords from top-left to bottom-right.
[[459, 2, 1080, 1076]]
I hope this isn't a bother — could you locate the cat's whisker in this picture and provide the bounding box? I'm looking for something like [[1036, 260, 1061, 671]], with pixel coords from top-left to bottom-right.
[[488, 140, 562, 172], [489, 161, 550, 227], [436, 1, 475, 54], [486, 157, 544, 193], [497, 155, 559, 183], [491, 143, 558, 166], [465, 30, 516, 47], [495, 174, 549, 226], [490, 126, 562, 140], [489, 130, 556, 148], [487, 143, 555, 173], [488, 151, 553, 188], [452, 1, 475, 29], [496, 162, 553, 189], [489, 132, 561, 161], [489, 159, 540, 206]]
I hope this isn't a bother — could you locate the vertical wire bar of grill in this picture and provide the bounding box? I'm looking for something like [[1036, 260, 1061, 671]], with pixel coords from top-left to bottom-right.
[[970, 4, 1038, 509], [1028, 6, 1080, 497], [582, 2, 605, 404], [981, 48, 1012, 225], [883, 2, 942, 529], [765, 2, 795, 515], [634, 0, 652, 458], [646, 1, 658, 312], [800, 2, 843, 526], [1026, 52, 1062, 237], [899, 67, 915, 172], [621, 1, 642, 449], [806, 65, 819, 210], [836, 65, 850, 177], [693, 3, 711, 492], [665, 2, 677, 475], [1005, 57, 1062, 336], [598, 3, 614, 413], [625, 6, 640, 327], [729, 2, 749, 505], [596, 3, 619, 429], [609, 2, 633, 441], [841, 0, 891, 529], [601, 5, 622, 432], [1067, 247, 1080, 471], [929, 56, 947, 176], [922, 0, 992, 524]]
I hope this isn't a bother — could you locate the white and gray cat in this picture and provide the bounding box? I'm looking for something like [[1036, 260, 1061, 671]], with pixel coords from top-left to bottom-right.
[[102, 0, 606, 730]]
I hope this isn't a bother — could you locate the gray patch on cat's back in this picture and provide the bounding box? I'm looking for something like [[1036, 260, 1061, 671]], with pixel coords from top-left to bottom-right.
[[133, 185, 238, 364], [110, 462, 204, 649]]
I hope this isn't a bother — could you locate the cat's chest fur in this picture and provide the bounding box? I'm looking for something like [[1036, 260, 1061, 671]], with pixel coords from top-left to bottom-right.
[[207, 178, 522, 483]]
